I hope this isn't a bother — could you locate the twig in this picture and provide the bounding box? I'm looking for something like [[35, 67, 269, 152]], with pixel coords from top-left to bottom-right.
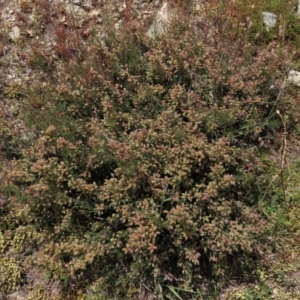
[[100, 131, 130, 145], [93, 106, 130, 145], [276, 109, 288, 204]]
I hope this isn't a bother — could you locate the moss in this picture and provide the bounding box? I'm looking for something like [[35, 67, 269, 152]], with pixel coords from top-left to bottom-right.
[[0, 255, 23, 293], [4, 84, 23, 100], [11, 226, 38, 254], [27, 286, 64, 300], [0, 232, 6, 253], [27, 286, 50, 300]]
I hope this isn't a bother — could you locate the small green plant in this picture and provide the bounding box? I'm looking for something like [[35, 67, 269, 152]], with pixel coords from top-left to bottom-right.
[[228, 283, 272, 300]]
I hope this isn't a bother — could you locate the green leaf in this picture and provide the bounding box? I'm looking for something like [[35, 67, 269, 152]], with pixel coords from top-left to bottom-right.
[[167, 286, 183, 300]]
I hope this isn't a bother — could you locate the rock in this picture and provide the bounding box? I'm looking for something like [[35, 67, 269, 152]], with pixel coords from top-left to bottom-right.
[[262, 12, 277, 31], [288, 70, 300, 87], [9, 26, 20, 41], [6, 291, 26, 300], [118, 7, 125, 13], [64, 4, 85, 27], [147, 2, 174, 38], [65, 4, 85, 18], [114, 20, 123, 32]]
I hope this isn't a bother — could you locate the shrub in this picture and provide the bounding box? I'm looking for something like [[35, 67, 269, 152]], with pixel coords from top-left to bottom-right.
[[3, 0, 296, 298]]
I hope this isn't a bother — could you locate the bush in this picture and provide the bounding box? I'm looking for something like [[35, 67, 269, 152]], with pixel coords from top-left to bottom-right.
[[3, 0, 296, 298]]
